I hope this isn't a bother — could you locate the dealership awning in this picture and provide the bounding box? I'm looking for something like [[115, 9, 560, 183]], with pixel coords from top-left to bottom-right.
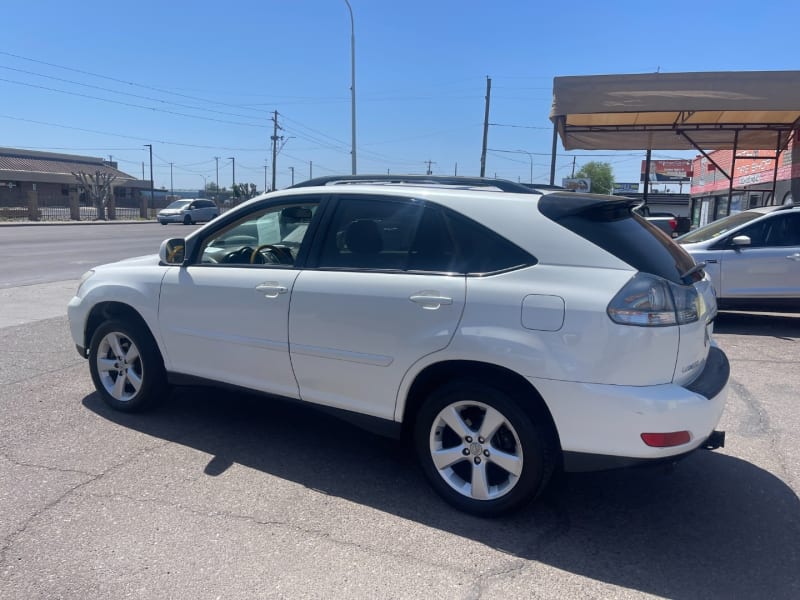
[[548, 70, 800, 200], [550, 70, 800, 151]]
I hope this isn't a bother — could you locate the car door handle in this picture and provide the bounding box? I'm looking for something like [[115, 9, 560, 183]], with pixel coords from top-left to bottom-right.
[[786, 253, 800, 261], [409, 293, 453, 310], [705, 259, 718, 264], [256, 282, 288, 298]]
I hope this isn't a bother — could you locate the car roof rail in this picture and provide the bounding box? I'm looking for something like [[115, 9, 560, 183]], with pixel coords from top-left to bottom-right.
[[288, 174, 537, 194]]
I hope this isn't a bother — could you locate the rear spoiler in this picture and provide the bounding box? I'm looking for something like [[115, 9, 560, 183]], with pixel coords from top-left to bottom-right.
[[538, 193, 640, 221]]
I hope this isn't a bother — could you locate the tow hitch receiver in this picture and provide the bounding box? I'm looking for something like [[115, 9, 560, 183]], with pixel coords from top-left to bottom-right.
[[702, 430, 725, 450]]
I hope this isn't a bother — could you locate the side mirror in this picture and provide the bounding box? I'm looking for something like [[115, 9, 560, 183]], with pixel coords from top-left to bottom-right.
[[159, 238, 186, 265], [731, 235, 751, 248]]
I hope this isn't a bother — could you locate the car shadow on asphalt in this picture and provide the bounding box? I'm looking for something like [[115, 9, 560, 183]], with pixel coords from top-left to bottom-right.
[[715, 310, 800, 338], [82, 388, 800, 599]]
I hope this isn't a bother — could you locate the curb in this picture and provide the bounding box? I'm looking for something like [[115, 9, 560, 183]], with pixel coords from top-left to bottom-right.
[[0, 220, 160, 227]]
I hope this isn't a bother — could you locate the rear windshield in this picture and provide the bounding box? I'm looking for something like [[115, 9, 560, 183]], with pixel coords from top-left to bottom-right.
[[539, 194, 696, 284]]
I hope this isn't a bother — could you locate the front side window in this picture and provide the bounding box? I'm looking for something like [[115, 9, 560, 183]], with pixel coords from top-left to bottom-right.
[[198, 202, 317, 266]]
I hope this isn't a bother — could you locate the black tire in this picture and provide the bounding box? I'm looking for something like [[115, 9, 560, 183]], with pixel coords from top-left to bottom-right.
[[413, 380, 555, 516], [88, 319, 168, 412], [183, 214, 193, 225]]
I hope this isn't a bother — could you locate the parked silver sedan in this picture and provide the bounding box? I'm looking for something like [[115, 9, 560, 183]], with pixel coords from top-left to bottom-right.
[[677, 205, 800, 309]]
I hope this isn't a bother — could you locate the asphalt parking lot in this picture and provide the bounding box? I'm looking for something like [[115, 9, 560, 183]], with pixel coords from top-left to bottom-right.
[[0, 287, 798, 599]]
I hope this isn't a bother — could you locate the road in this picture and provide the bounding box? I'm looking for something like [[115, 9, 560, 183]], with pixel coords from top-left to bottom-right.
[[0, 224, 799, 599], [0, 222, 200, 288]]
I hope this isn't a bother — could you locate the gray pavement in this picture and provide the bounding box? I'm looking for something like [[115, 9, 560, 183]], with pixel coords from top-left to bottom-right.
[[0, 225, 799, 598]]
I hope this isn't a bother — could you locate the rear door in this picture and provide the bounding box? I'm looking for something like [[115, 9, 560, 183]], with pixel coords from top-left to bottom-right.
[[288, 195, 466, 420]]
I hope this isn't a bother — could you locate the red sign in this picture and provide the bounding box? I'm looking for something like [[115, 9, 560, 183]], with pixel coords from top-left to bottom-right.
[[641, 160, 693, 182]]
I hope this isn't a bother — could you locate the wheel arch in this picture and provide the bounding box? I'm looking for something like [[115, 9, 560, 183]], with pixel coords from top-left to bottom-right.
[[85, 302, 161, 362], [399, 360, 562, 451]]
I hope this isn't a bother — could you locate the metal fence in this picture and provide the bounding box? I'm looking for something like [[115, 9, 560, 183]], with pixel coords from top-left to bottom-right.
[[0, 206, 157, 222], [1, 201, 248, 223]]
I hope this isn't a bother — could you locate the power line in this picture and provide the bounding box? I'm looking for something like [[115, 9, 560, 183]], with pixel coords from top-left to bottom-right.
[[0, 77, 268, 128], [0, 114, 268, 150], [0, 50, 272, 114], [0, 64, 272, 122]]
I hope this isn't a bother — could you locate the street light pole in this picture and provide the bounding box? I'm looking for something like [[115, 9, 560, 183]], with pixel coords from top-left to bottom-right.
[[515, 150, 533, 183], [344, 0, 357, 174], [169, 162, 174, 195], [144, 144, 154, 211], [228, 157, 235, 190]]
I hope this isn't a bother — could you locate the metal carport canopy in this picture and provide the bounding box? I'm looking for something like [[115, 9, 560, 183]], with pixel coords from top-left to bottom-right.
[[549, 70, 800, 154]]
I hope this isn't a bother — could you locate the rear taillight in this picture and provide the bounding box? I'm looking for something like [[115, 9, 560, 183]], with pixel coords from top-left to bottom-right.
[[669, 218, 677, 231], [607, 273, 701, 327]]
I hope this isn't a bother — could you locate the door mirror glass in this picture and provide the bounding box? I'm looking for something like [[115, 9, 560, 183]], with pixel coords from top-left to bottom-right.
[[159, 238, 186, 264]]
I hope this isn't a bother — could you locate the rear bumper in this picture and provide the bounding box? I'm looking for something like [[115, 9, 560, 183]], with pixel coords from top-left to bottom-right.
[[529, 346, 730, 472]]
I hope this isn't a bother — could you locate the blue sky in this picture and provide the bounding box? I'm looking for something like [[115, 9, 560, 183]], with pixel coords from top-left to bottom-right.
[[2, 0, 797, 191]]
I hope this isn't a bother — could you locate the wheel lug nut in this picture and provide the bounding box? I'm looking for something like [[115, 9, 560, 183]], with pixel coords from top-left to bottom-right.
[[465, 436, 472, 443], [478, 437, 485, 444], [462, 448, 470, 456], [483, 450, 490, 457], [474, 457, 481, 464]]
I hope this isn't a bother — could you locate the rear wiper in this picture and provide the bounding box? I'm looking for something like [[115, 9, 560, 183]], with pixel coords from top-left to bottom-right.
[[680, 261, 706, 282]]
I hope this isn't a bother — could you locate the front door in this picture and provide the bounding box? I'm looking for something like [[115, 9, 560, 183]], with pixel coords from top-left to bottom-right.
[[158, 199, 320, 397]]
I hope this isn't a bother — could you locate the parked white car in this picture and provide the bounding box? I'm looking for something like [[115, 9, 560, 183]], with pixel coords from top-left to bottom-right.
[[157, 198, 218, 225], [678, 205, 800, 309], [68, 175, 729, 516]]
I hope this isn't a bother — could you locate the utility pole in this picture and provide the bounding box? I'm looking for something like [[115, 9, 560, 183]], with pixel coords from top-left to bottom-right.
[[425, 160, 436, 175], [309, 161, 313, 180], [228, 157, 235, 190], [144, 144, 154, 210], [141, 161, 145, 179], [571, 156, 576, 178], [479, 76, 492, 177], [169, 162, 174, 195], [454, 163, 458, 176], [214, 156, 219, 192], [289, 166, 295, 186], [264, 162, 268, 192], [271, 111, 282, 190]]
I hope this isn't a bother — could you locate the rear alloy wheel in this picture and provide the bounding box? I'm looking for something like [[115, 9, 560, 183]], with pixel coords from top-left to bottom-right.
[[414, 381, 554, 516], [183, 214, 193, 225], [88, 319, 167, 412]]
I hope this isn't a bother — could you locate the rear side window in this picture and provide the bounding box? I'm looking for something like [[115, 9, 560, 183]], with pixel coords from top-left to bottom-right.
[[539, 194, 695, 284], [314, 195, 535, 275]]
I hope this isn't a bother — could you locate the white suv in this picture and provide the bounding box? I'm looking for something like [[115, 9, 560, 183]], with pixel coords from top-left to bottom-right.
[[68, 175, 729, 516]]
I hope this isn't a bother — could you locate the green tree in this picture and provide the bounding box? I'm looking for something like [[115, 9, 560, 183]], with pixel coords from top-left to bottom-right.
[[574, 161, 614, 194]]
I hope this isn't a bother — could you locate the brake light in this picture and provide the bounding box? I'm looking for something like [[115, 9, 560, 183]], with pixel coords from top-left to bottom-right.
[[669, 218, 677, 231], [607, 273, 701, 327], [641, 431, 691, 447]]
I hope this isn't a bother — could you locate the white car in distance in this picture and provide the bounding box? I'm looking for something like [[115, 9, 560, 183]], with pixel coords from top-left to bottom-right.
[[68, 175, 729, 516]]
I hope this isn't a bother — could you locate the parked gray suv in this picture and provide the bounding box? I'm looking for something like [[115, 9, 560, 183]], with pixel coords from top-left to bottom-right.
[[158, 199, 219, 225]]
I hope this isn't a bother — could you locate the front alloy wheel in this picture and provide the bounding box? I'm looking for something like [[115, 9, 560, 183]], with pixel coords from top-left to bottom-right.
[[415, 381, 554, 516], [89, 319, 167, 412]]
